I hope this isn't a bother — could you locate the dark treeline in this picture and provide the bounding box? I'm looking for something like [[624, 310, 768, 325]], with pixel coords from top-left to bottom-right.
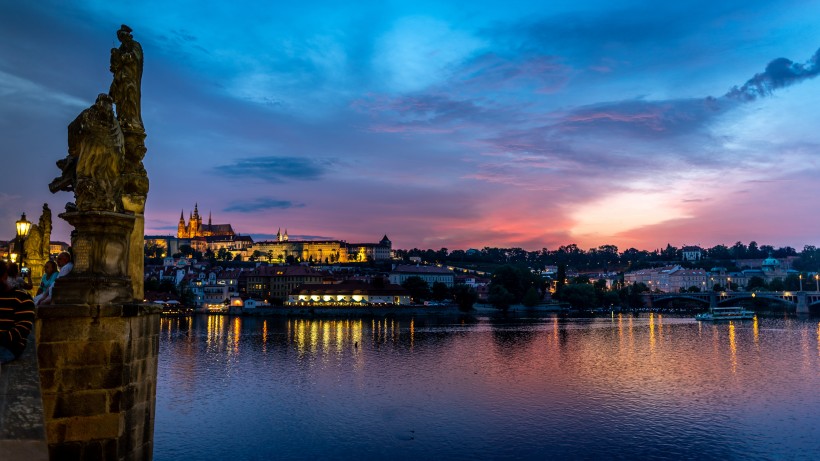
[[395, 242, 820, 273]]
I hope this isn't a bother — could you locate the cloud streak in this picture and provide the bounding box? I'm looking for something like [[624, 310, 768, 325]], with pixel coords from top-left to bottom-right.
[[224, 198, 305, 213], [216, 156, 335, 182]]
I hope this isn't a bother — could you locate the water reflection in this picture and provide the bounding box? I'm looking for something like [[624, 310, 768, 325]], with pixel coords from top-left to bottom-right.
[[155, 314, 820, 461]]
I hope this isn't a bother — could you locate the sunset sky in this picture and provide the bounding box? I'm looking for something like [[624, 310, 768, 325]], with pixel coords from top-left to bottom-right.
[[1, 1, 819, 251]]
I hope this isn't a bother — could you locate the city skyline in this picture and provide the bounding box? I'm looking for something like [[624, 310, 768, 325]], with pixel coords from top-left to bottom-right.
[[1, 1, 819, 251]]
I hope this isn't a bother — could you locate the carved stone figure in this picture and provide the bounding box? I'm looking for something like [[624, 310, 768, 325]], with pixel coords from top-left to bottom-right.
[[23, 203, 52, 285], [110, 24, 149, 301], [110, 24, 143, 133], [48, 25, 149, 304], [51, 94, 124, 212]]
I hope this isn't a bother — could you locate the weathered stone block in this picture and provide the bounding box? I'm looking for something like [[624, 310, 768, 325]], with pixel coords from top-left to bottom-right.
[[108, 389, 122, 413], [54, 391, 108, 418], [38, 368, 56, 392], [63, 413, 121, 442], [41, 394, 57, 419], [45, 419, 67, 444], [59, 365, 126, 391]]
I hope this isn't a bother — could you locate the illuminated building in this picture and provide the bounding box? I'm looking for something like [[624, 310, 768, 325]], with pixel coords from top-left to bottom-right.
[[288, 280, 411, 306], [177, 203, 235, 239], [251, 235, 392, 264], [244, 265, 324, 304], [389, 264, 455, 287]]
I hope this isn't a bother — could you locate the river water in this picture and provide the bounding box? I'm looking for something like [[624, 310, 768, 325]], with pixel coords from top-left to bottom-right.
[[153, 313, 820, 460]]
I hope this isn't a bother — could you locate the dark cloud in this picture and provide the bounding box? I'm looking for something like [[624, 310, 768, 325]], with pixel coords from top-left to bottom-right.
[[224, 198, 305, 213], [726, 48, 820, 100], [216, 156, 333, 181]]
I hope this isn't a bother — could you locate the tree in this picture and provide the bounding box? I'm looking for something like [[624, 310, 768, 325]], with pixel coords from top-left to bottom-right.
[[560, 284, 597, 309], [178, 244, 194, 256], [622, 282, 648, 308], [768, 278, 785, 292], [784, 274, 801, 291], [555, 264, 567, 293], [490, 265, 540, 303], [401, 276, 431, 303], [746, 276, 766, 291], [431, 282, 449, 301], [488, 284, 515, 310], [452, 284, 478, 311], [522, 286, 541, 307]]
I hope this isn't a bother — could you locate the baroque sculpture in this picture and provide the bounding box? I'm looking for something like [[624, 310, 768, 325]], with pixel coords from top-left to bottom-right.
[[23, 204, 53, 285], [48, 24, 149, 304]]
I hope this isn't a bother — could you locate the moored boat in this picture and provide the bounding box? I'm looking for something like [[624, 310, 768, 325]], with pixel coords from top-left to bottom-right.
[[695, 306, 754, 321]]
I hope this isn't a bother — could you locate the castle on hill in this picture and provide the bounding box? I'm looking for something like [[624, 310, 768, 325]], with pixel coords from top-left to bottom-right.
[[153, 204, 391, 263], [177, 203, 235, 239]]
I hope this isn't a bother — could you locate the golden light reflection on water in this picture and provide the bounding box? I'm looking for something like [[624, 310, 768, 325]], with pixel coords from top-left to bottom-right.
[[206, 315, 225, 350], [728, 322, 737, 374], [817, 322, 820, 359], [287, 318, 369, 355], [658, 313, 664, 343], [262, 320, 268, 352], [649, 313, 655, 352], [231, 317, 241, 354], [753, 316, 759, 346]]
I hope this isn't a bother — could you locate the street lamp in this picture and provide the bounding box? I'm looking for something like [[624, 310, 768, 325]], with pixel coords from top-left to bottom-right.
[[15, 213, 32, 269], [799, 274, 803, 292], [815, 274, 819, 292]]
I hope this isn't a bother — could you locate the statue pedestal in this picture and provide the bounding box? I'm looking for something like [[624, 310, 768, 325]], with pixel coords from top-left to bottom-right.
[[52, 211, 135, 306]]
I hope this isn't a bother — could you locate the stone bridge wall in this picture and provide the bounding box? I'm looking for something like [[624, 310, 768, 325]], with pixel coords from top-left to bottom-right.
[[35, 304, 160, 460]]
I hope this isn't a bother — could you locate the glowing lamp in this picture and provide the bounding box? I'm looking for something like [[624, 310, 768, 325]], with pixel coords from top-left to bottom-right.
[[16, 213, 32, 240]]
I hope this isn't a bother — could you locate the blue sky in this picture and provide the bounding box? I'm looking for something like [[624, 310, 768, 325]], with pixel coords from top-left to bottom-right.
[[1, 1, 819, 251]]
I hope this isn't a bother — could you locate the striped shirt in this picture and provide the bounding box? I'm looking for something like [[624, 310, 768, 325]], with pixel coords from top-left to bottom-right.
[[0, 286, 36, 359]]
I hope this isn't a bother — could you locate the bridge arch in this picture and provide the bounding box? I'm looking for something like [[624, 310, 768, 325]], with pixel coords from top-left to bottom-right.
[[715, 293, 795, 307], [650, 294, 711, 306]]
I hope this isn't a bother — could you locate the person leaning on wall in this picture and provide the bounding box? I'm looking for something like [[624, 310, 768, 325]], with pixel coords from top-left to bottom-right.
[[0, 260, 36, 364], [38, 252, 73, 306]]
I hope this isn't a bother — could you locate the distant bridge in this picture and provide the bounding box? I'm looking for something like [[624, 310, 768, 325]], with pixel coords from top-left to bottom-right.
[[643, 291, 820, 314]]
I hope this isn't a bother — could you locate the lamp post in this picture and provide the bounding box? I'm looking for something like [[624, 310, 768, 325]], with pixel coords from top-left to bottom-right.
[[815, 274, 819, 292], [799, 274, 803, 292], [15, 212, 32, 270]]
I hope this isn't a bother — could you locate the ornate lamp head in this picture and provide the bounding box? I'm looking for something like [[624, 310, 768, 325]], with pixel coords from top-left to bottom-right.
[[16, 213, 32, 240]]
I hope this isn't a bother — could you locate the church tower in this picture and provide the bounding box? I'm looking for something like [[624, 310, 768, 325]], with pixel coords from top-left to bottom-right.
[[190, 203, 200, 237], [177, 211, 186, 238]]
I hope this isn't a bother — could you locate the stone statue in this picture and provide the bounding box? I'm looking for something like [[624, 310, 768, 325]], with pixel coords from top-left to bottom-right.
[[110, 24, 143, 133], [48, 25, 149, 304], [110, 24, 149, 301], [23, 203, 53, 286], [51, 94, 124, 212]]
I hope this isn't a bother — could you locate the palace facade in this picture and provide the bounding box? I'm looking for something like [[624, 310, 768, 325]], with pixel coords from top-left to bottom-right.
[[252, 235, 392, 264]]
